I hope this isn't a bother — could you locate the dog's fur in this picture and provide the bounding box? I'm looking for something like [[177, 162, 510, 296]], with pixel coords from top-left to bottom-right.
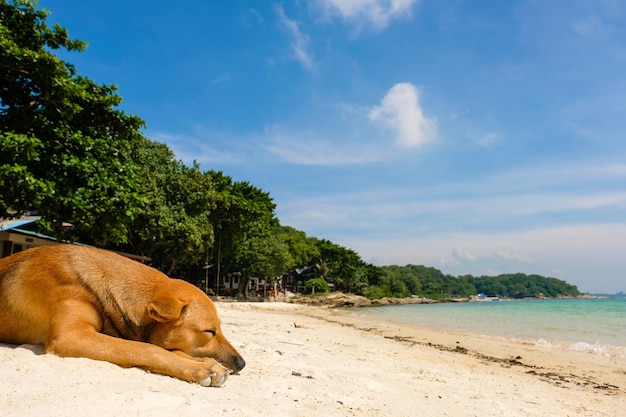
[[0, 244, 245, 386]]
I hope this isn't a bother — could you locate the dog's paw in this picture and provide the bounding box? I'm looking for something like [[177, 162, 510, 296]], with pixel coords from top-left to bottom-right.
[[199, 363, 232, 387]]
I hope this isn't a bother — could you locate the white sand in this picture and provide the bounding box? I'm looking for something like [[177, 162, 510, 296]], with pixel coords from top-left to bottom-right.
[[1, 302, 624, 417]]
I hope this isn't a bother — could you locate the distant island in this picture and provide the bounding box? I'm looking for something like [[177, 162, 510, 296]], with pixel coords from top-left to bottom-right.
[[592, 291, 625, 298], [290, 265, 585, 308], [364, 264, 581, 300]]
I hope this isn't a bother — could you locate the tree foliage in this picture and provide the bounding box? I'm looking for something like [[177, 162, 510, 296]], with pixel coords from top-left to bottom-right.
[[276, 225, 320, 269], [467, 273, 580, 298], [304, 278, 329, 294], [374, 265, 581, 300], [206, 171, 276, 287], [117, 140, 215, 274], [0, 0, 145, 244], [236, 229, 293, 292]]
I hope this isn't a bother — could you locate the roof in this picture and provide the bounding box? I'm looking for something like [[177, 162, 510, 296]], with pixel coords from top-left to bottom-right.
[[1, 216, 151, 263], [5, 226, 60, 242], [0, 216, 40, 231]]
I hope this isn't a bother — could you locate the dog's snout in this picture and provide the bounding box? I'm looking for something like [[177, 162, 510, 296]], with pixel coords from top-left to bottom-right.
[[233, 355, 246, 373]]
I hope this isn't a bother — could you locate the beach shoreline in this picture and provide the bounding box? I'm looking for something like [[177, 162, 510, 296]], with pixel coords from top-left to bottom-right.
[[297, 303, 626, 392], [1, 301, 624, 417]]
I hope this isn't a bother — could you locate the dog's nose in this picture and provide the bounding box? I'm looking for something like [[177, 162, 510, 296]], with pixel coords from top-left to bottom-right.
[[233, 356, 246, 373]]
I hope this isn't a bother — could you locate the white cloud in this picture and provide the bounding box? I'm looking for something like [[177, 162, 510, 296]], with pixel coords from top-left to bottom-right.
[[476, 132, 499, 147], [262, 125, 383, 165], [275, 5, 314, 70], [369, 83, 437, 147], [317, 0, 417, 30], [452, 246, 477, 262], [494, 251, 532, 263]]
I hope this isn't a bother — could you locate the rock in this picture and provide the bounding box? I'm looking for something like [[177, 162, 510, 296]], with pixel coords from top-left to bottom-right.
[[288, 292, 449, 308], [289, 292, 372, 308]]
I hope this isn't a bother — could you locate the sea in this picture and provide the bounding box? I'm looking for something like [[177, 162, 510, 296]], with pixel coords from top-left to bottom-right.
[[353, 297, 626, 359]]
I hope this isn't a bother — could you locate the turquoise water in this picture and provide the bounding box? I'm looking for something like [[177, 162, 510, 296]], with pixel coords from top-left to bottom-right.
[[354, 298, 626, 358]]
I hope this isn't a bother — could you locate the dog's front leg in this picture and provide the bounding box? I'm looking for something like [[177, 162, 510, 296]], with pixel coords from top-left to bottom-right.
[[45, 308, 230, 386]]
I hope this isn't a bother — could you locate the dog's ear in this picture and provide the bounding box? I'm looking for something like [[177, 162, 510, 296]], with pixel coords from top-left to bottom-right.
[[147, 293, 187, 323]]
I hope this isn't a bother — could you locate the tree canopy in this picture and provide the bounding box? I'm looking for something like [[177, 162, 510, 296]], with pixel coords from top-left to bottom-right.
[[120, 140, 215, 274], [1, 0, 145, 244], [375, 265, 581, 299]]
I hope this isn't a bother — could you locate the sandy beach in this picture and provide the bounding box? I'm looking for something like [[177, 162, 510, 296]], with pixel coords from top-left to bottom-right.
[[1, 301, 624, 417]]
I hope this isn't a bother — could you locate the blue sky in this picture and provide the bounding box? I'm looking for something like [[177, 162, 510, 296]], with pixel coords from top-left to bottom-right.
[[40, 0, 626, 293]]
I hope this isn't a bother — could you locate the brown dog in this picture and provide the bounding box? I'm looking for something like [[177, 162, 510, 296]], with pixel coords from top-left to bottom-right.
[[0, 244, 245, 386]]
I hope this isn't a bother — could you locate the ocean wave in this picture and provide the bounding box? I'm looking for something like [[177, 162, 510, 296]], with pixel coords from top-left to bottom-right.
[[535, 339, 626, 359]]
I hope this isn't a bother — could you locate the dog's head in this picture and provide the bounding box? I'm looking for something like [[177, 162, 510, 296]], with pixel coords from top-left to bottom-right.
[[145, 280, 245, 373]]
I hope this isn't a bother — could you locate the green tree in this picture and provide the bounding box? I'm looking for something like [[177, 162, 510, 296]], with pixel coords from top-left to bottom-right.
[[468, 273, 580, 298], [236, 229, 293, 299], [0, 0, 146, 244], [345, 265, 369, 294], [277, 225, 320, 270], [304, 278, 329, 294], [363, 284, 390, 299], [315, 257, 333, 282], [118, 140, 215, 275], [384, 264, 423, 295], [207, 171, 276, 291], [315, 239, 367, 292]]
